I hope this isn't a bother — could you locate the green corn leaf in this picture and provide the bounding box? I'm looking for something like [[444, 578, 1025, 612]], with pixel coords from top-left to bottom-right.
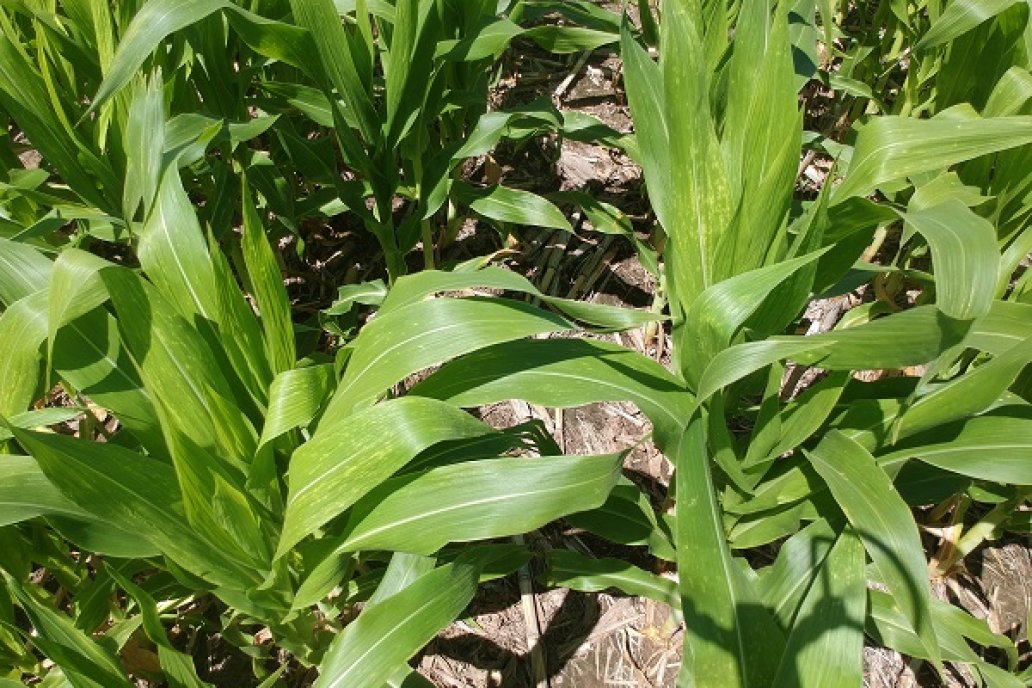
[[674, 415, 785, 688], [321, 296, 575, 422], [759, 519, 838, 629], [289, 0, 378, 143], [662, 0, 733, 310], [901, 200, 999, 321], [122, 70, 165, 222], [138, 171, 219, 324], [897, 334, 1032, 436], [90, 0, 313, 116], [106, 568, 212, 688], [452, 182, 572, 231], [0, 35, 117, 213], [2, 573, 133, 688], [51, 308, 167, 459], [682, 249, 830, 384], [434, 17, 522, 61], [698, 306, 970, 401], [716, 0, 799, 279], [278, 397, 495, 557], [241, 179, 295, 375], [379, 267, 656, 330], [0, 238, 53, 306], [383, 0, 438, 146], [209, 232, 274, 407], [411, 338, 691, 447], [521, 25, 617, 52], [100, 267, 254, 465], [916, 0, 1019, 49], [833, 113, 1032, 202], [880, 411, 1032, 484], [259, 364, 334, 449], [565, 480, 677, 560], [338, 453, 624, 554], [11, 427, 259, 589], [0, 291, 46, 417], [47, 249, 112, 370], [0, 454, 97, 526], [805, 431, 942, 670], [6, 432, 154, 556], [968, 301, 1032, 355], [544, 550, 679, 609], [314, 560, 481, 688], [770, 528, 866, 688], [620, 20, 670, 230], [0, 408, 80, 443]]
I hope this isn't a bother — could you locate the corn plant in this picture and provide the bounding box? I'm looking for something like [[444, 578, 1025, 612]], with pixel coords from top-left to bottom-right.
[[409, 0, 1032, 685], [1, 0, 1031, 686], [0, 57, 682, 679], [0, 0, 629, 276]]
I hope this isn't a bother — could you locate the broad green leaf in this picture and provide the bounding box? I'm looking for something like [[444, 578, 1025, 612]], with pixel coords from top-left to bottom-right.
[[620, 21, 670, 228], [51, 308, 167, 459], [564, 481, 677, 561], [0, 408, 80, 443], [833, 113, 1032, 202], [771, 528, 865, 688], [314, 560, 480, 688], [278, 397, 494, 556], [322, 296, 574, 422], [902, 200, 998, 320], [11, 428, 259, 589], [0, 446, 156, 560], [339, 453, 624, 554], [452, 182, 571, 231], [47, 250, 112, 360], [0, 35, 117, 213], [917, 0, 1019, 49], [880, 412, 1032, 484], [0, 454, 96, 526], [379, 267, 656, 330], [434, 18, 522, 61], [411, 338, 691, 447], [544, 550, 679, 608], [698, 306, 970, 401], [897, 335, 1032, 436], [259, 364, 334, 448], [682, 249, 830, 384], [290, 0, 378, 142], [138, 172, 219, 324], [0, 291, 46, 417], [805, 432, 941, 669], [100, 267, 254, 464], [759, 519, 838, 629], [522, 25, 617, 52], [122, 70, 165, 222], [662, 0, 732, 309], [717, 0, 799, 280], [0, 237, 52, 306], [674, 415, 785, 688], [899, 334, 1032, 435]]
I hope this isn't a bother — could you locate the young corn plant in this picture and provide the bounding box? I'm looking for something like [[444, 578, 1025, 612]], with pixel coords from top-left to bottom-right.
[[0, 0, 625, 275], [410, 0, 1032, 685], [0, 73, 672, 683]]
